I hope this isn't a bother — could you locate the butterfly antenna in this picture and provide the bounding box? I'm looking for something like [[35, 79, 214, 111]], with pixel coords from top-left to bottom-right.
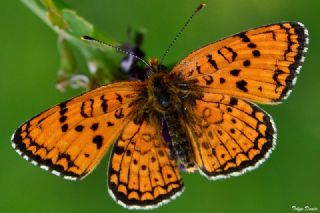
[[81, 36, 153, 72], [159, 3, 206, 65]]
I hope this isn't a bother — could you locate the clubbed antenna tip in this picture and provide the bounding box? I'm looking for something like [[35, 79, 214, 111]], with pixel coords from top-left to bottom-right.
[[81, 35, 95, 41], [160, 3, 206, 65], [196, 3, 206, 13]]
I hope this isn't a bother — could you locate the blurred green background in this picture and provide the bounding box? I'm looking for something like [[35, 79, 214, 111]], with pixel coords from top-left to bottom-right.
[[1, 0, 319, 212]]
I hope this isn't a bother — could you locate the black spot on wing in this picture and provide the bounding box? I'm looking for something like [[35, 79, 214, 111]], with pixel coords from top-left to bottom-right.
[[59, 116, 67, 123], [107, 121, 115, 127], [243, 60, 251, 67], [115, 93, 123, 104], [219, 77, 226, 84], [248, 43, 256, 48], [90, 123, 99, 131], [236, 80, 248, 92], [100, 95, 108, 113], [92, 135, 103, 149], [273, 69, 285, 91], [75, 125, 84, 132], [229, 97, 238, 106], [230, 69, 241, 76], [196, 63, 203, 74], [114, 146, 124, 155], [206, 54, 218, 70], [252, 50, 260, 57], [202, 76, 214, 85], [61, 124, 68, 132], [114, 108, 124, 119], [59, 108, 68, 115], [239, 33, 250, 42], [80, 102, 89, 118], [224, 46, 237, 61]]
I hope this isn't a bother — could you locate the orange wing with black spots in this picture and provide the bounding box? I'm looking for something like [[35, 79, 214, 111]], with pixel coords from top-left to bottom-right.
[[108, 119, 184, 209], [184, 93, 276, 179], [172, 22, 308, 104], [12, 81, 144, 180]]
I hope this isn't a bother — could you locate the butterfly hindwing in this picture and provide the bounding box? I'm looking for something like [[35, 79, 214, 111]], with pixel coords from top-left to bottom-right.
[[108, 118, 184, 209], [185, 93, 276, 179], [172, 22, 308, 104], [12, 81, 144, 180]]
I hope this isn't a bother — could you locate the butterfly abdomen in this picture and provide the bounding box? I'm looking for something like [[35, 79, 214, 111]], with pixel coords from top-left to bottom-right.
[[164, 112, 196, 171], [140, 71, 204, 171]]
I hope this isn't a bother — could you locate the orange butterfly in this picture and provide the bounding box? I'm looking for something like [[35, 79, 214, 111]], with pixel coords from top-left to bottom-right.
[[12, 4, 308, 210]]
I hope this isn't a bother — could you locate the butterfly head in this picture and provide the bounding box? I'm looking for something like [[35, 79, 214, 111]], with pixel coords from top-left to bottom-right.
[[148, 58, 168, 74]]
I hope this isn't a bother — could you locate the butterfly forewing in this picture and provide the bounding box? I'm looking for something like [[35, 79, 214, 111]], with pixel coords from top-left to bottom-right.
[[172, 22, 308, 104], [108, 118, 184, 209], [12, 81, 144, 180]]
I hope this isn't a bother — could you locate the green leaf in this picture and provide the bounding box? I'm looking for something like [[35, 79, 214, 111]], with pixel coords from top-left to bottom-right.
[[21, 0, 124, 90], [41, 0, 68, 29]]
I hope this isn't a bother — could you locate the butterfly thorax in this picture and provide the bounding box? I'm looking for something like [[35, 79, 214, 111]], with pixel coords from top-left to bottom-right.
[[147, 59, 202, 112], [134, 64, 203, 171]]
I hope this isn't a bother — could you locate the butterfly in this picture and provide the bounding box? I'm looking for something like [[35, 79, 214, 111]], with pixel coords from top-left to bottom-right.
[[12, 19, 308, 209]]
